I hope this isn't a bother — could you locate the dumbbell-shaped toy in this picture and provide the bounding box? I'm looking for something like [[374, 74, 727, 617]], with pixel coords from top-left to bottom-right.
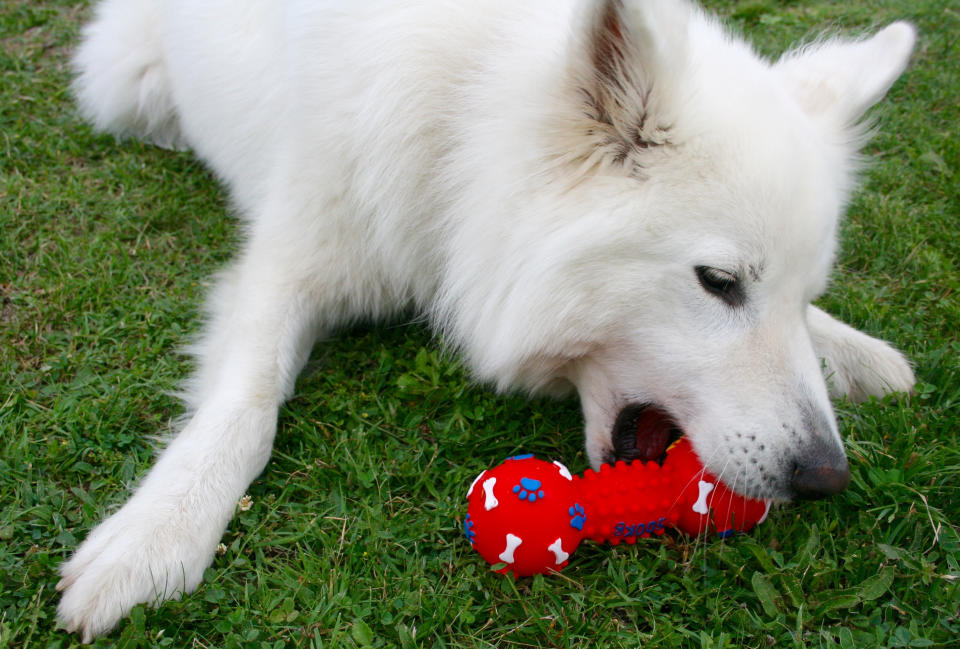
[[463, 438, 770, 576]]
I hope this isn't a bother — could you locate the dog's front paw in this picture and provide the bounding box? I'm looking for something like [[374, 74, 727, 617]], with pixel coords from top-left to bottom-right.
[[57, 503, 215, 642], [827, 333, 916, 402], [808, 307, 915, 402]]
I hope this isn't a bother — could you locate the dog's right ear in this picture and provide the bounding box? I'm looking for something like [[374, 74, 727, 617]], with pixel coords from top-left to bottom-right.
[[565, 0, 695, 169], [774, 23, 917, 129]]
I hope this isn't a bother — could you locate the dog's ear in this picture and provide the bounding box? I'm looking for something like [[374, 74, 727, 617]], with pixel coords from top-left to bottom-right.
[[775, 23, 916, 127], [569, 0, 693, 165]]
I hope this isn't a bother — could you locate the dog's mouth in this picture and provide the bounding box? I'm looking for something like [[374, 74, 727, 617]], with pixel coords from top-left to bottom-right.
[[610, 403, 684, 465]]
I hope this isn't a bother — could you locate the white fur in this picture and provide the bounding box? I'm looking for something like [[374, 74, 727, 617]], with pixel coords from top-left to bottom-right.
[[60, 0, 916, 640]]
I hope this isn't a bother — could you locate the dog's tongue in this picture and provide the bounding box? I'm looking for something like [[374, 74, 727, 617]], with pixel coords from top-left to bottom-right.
[[635, 407, 674, 462]]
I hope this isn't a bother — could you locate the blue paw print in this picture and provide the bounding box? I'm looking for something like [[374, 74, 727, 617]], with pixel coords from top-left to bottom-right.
[[569, 503, 586, 530], [512, 477, 545, 502], [464, 514, 476, 545]]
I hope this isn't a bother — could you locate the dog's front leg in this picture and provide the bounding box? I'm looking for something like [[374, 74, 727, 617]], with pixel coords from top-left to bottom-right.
[[807, 305, 915, 402], [56, 228, 326, 642]]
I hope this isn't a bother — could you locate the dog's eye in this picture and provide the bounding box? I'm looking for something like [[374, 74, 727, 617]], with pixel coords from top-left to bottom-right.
[[695, 266, 743, 306]]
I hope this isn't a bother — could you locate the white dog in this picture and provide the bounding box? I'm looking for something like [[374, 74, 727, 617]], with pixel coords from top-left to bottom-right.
[[59, 0, 916, 640]]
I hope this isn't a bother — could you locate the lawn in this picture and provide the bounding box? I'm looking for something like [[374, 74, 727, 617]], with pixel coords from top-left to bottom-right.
[[1, 1, 958, 647]]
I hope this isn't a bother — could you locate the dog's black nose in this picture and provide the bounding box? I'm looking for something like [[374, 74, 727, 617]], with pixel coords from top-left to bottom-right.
[[791, 461, 851, 499], [790, 434, 850, 499]]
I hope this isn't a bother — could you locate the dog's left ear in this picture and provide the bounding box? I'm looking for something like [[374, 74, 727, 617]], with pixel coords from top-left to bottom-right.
[[775, 23, 916, 127], [565, 0, 695, 165]]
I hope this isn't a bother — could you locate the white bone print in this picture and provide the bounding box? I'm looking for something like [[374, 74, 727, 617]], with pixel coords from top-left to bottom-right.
[[552, 461, 573, 481], [692, 480, 715, 515], [499, 534, 522, 563], [547, 538, 569, 565], [482, 477, 499, 511]]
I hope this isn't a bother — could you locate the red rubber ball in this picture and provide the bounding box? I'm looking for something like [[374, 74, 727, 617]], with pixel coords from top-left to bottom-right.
[[464, 455, 584, 576]]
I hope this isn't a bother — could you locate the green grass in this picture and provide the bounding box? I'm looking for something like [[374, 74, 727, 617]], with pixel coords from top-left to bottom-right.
[[2, 1, 958, 647]]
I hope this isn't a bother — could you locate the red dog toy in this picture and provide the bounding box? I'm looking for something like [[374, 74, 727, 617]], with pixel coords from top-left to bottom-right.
[[464, 438, 770, 576]]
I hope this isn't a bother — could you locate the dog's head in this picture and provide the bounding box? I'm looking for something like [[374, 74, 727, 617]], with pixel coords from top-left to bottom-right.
[[447, 0, 915, 501], [562, 0, 916, 501]]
